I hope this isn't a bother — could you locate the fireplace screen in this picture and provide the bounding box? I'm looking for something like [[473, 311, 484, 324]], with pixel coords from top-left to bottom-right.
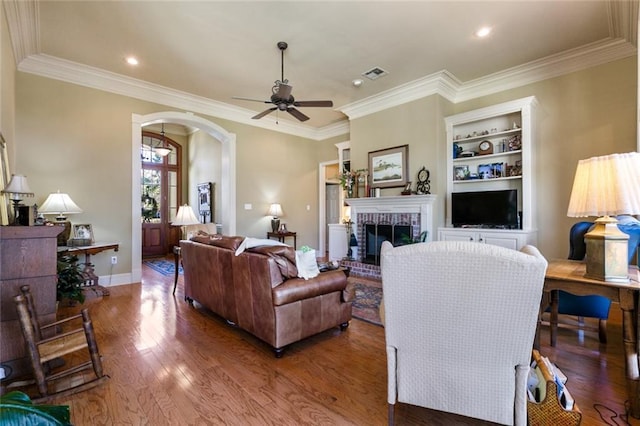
[[364, 223, 413, 265]]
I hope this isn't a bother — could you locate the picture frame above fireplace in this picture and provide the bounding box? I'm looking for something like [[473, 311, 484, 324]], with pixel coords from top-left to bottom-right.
[[368, 144, 409, 189]]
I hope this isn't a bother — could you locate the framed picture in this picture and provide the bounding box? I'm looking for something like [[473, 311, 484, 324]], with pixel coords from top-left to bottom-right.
[[368, 145, 409, 189], [73, 224, 94, 243], [197, 182, 214, 223], [478, 164, 492, 179], [454, 165, 469, 181]]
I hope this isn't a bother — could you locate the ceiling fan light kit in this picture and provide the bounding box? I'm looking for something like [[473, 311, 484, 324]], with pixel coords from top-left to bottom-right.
[[233, 41, 333, 122]]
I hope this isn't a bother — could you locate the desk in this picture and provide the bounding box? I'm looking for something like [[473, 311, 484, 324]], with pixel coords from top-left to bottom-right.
[[58, 243, 119, 296], [267, 231, 297, 249], [537, 260, 640, 418]]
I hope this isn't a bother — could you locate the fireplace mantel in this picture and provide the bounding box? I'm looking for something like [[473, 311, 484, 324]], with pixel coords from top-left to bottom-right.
[[346, 195, 437, 242]]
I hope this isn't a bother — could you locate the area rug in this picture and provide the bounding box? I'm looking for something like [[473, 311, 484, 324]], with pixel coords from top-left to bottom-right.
[[143, 259, 182, 276], [351, 280, 383, 327]]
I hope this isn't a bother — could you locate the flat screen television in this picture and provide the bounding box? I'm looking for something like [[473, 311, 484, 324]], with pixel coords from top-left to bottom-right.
[[452, 189, 519, 228]]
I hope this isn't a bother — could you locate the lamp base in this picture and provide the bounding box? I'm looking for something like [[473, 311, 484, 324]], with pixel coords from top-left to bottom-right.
[[271, 218, 280, 233], [51, 220, 72, 246], [584, 216, 630, 283]]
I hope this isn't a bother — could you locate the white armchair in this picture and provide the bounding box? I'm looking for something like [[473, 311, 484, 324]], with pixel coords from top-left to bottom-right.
[[381, 240, 547, 425]]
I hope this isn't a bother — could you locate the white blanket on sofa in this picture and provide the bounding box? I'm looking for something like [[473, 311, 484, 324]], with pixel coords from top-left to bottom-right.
[[234, 237, 287, 256]]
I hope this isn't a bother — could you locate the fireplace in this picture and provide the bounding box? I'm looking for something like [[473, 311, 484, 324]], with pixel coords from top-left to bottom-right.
[[343, 195, 437, 279], [364, 223, 413, 265]]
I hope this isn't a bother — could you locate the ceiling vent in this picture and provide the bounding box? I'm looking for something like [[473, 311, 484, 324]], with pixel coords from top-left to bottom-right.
[[362, 67, 389, 80]]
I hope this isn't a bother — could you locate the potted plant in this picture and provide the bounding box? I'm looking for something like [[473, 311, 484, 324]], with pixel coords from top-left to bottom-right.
[[56, 253, 85, 305]]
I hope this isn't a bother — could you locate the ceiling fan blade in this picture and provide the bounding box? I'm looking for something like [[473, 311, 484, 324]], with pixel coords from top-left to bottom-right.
[[232, 96, 272, 104], [252, 107, 278, 119], [286, 107, 310, 122], [276, 84, 292, 100], [294, 100, 333, 108]]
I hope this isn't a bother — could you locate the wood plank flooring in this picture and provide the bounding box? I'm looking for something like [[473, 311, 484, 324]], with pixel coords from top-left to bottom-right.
[[19, 259, 638, 425]]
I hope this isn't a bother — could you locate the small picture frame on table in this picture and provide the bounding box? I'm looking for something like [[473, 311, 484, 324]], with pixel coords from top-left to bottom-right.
[[72, 224, 94, 244]]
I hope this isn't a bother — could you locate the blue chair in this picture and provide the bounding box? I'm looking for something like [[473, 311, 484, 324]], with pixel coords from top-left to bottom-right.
[[557, 221, 640, 343]]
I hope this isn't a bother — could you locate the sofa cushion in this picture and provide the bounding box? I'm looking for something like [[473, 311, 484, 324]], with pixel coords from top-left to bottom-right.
[[190, 234, 244, 251], [248, 245, 298, 279], [272, 270, 347, 306]]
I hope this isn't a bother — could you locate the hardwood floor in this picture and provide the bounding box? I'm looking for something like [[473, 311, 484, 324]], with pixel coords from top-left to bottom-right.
[[21, 260, 638, 425]]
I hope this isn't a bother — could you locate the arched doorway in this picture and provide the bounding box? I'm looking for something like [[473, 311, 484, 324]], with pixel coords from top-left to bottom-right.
[[131, 112, 237, 282]]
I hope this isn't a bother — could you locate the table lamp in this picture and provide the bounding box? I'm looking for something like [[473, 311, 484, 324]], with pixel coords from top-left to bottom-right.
[[267, 203, 283, 233], [172, 204, 200, 239], [1, 174, 34, 225], [39, 190, 83, 245], [567, 152, 640, 283]]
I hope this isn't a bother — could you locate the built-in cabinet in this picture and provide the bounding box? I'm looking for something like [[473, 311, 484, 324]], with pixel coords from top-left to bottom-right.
[[438, 96, 537, 250], [438, 228, 533, 250]]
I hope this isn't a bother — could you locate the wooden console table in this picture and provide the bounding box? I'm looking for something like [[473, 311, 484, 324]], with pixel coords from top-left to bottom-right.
[[58, 242, 119, 296], [267, 231, 297, 249], [536, 259, 640, 418]]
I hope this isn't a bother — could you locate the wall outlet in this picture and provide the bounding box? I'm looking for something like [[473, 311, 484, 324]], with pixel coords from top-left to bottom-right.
[[111, 256, 117, 265]]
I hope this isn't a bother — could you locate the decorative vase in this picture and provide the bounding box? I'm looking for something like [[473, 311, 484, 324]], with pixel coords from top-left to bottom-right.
[[346, 187, 353, 198]]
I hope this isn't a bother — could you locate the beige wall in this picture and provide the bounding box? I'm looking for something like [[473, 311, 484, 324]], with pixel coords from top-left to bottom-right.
[[188, 130, 222, 222], [7, 46, 637, 279], [14, 72, 323, 279], [345, 56, 636, 260], [451, 57, 637, 259], [1, 5, 16, 166], [349, 95, 453, 234]]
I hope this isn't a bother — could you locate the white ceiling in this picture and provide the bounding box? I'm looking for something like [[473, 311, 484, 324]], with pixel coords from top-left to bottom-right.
[[4, 1, 638, 138]]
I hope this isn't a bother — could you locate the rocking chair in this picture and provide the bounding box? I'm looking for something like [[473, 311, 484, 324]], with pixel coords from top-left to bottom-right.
[[13, 285, 108, 402]]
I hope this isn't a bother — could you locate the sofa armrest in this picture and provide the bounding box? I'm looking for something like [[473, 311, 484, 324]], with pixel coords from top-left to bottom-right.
[[343, 281, 355, 303], [272, 270, 347, 306]]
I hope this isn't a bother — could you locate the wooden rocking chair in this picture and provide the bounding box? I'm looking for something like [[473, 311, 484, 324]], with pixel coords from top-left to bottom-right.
[[13, 285, 108, 402]]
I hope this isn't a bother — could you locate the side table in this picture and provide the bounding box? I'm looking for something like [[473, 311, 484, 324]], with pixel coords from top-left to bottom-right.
[[58, 242, 119, 296], [267, 231, 297, 249]]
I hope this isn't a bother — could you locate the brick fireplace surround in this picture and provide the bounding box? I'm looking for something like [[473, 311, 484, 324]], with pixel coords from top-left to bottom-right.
[[341, 195, 437, 279]]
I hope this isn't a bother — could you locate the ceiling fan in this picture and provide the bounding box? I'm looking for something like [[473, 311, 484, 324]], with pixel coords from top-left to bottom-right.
[[233, 41, 333, 122]]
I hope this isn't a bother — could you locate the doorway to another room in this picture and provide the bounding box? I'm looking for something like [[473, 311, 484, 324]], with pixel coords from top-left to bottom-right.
[[141, 130, 182, 258]]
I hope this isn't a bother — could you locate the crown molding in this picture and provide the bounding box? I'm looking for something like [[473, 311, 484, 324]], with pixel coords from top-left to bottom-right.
[[2, 0, 39, 64], [454, 38, 637, 103], [338, 37, 636, 119], [7, 0, 637, 140], [18, 54, 342, 141]]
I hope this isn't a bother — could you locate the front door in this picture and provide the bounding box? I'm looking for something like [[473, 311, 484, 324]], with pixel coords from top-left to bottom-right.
[[141, 130, 181, 257]]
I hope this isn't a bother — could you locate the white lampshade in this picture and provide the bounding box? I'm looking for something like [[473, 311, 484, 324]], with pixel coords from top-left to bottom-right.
[[267, 203, 283, 218], [172, 204, 200, 226], [567, 152, 640, 217], [566, 152, 640, 283], [39, 191, 83, 220], [1, 174, 34, 199]]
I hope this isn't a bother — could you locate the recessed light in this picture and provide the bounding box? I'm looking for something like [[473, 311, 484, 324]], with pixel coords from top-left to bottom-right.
[[125, 56, 139, 66], [352, 79, 363, 87], [475, 27, 492, 38]]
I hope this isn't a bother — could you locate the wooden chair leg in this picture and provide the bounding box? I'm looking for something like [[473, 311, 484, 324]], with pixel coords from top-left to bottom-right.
[[81, 309, 105, 378], [14, 294, 48, 397], [598, 319, 607, 344]]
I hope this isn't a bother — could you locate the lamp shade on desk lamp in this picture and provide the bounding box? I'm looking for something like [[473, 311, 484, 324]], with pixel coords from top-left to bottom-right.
[[39, 191, 83, 245], [1, 174, 34, 225], [172, 204, 200, 239], [567, 152, 640, 282]]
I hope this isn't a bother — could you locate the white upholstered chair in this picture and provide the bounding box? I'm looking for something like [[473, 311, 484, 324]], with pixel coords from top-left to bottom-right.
[[381, 240, 547, 426]]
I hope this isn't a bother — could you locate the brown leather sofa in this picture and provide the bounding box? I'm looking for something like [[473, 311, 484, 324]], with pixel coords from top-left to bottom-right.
[[180, 235, 354, 357]]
